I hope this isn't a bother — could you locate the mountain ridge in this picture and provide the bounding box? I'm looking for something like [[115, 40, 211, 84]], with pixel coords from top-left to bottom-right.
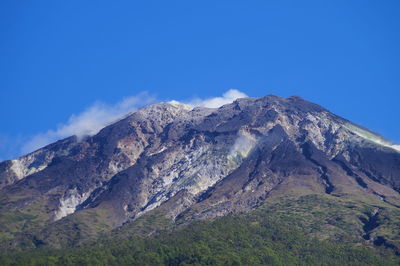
[[0, 94, 400, 256]]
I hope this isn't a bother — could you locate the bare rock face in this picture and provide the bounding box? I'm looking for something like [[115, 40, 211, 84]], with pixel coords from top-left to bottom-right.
[[1, 95, 400, 248], [0, 137, 78, 189]]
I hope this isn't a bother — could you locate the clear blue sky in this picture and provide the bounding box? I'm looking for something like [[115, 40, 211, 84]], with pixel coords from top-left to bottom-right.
[[1, 0, 399, 160]]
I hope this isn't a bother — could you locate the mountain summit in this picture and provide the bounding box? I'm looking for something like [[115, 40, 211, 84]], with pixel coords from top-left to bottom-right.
[[1, 95, 400, 257]]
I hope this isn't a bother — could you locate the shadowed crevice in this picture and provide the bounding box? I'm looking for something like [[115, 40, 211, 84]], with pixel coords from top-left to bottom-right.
[[301, 143, 334, 194], [332, 158, 368, 189]]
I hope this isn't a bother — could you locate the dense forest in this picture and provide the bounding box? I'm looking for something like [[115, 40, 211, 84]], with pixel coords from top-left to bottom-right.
[[1, 199, 398, 266]]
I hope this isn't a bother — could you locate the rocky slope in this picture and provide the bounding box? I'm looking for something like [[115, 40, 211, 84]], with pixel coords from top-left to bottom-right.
[[0, 95, 399, 251]]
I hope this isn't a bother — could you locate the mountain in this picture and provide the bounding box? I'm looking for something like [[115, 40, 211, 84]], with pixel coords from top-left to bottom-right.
[[1, 95, 400, 264]]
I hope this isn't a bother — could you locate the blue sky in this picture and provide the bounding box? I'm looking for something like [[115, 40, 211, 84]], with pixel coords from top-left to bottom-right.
[[0, 0, 399, 160]]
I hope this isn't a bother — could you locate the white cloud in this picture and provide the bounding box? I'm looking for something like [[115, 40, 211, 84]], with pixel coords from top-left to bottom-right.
[[186, 89, 247, 108], [19, 89, 248, 156], [21, 92, 156, 154]]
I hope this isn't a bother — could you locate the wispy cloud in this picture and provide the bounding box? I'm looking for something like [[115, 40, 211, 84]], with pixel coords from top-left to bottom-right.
[[186, 89, 247, 108], [21, 92, 156, 154], [17, 89, 247, 157]]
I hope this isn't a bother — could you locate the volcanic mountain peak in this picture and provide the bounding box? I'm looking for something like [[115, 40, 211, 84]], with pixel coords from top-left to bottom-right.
[[0, 94, 400, 252]]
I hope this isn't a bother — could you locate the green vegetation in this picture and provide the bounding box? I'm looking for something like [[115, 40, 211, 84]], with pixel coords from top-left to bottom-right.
[[1, 194, 399, 265], [0, 195, 50, 250], [257, 194, 400, 249]]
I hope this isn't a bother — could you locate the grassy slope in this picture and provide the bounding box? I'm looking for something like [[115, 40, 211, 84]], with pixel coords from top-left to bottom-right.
[[1, 194, 400, 265]]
